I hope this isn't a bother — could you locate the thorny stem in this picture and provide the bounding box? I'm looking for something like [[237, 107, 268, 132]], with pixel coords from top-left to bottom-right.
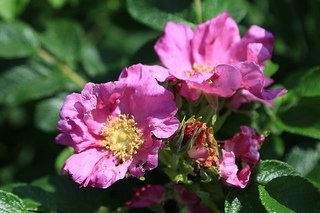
[[37, 48, 86, 88], [194, 0, 202, 24]]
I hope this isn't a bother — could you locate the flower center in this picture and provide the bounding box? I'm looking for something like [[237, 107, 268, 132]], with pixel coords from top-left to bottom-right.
[[184, 63, 214, 77], [100, 114, 144, 162]]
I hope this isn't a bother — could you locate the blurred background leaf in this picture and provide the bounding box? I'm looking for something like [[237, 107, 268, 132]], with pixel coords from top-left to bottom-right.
[[0, 0, 320, 212], [0, 21, 39, 58]]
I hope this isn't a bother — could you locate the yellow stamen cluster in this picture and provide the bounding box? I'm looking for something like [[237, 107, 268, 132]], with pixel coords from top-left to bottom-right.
[[100, 114, 144, 162], [184, 63, 215, 77]]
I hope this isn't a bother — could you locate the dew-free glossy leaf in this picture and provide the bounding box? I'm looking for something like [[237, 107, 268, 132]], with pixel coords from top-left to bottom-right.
[[127, 0, 196, 31], [40, 19, 84, 65], [201, 0, 247, 22], [225, 185, 266, 213], [35, 95, 66, 132], [0, 21, 39, 58], [296, 66, 320, 97], [0, 62, 74, 105], [276, 97, 320, 139], [0, 0, 30, 20], [285, 142, 320, 176], [0, 190, 26, 213], [252, 160, 300, 185], [259, 176, 320, 213]]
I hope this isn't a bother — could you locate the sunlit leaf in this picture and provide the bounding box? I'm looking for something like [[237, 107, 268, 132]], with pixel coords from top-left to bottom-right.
[[252, 160, 300, 185], [55, 147, 73, 173], [0, 61, 75, 105], [225, 185, 266, 213], [0, 190, 26, 213], [0, 21, 39, 58], [295, 66, 320, 97], [127, 0, 196, 31], [285, 141, 320, 176], [259, 176, 320, 213], [34, 95, 66, 132], [40, 19, 85, 65], [201, 0, 247, 22], [276, 97, 320, 139], [48, 0, 67, 8], [80, 43, 107, 77], [0, 0, 30, 20]]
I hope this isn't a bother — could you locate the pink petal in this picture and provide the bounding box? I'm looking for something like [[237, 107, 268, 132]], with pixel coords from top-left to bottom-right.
[[154, 22, 194, 78], [230, 25, 274, 65], [219, 150, 249, 188], [191, 12, 240, 64], [62, 148, 130, 188], [192, 64, 242, 97], [119, 63, 170, 83]]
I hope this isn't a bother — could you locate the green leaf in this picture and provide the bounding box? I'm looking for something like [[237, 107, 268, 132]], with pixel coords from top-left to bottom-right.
[[1, 183, 43, 212], [225, 185, 266, 213], [259, 176, 320, 213], [48, 0, 67, 8], [276, 97, 320, 139], [55, 147, 73, 173], [34, 95, 66, 132], [80, 44, 107, 77], [0, 61, 75, 105], [0, 190, 26, 213], [258, 185, 294, 213], [0, 0, 30, 20], [2, 175, 116, 213], [295, 66, 320, 97], [201, 0, 247, 22], [225, 161, 312, 213], [285, 141, 320, 176], [40, 19, 85, 65], [0, 21, 39, 58], [127, 0, 247, 31], [252, 160, 300, 185], [306, 163, 320, 189], [126, 0, 196, 31], [264, 60, 279, 77]]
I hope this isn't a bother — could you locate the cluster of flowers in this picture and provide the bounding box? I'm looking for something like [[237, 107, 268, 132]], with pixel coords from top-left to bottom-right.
[[56, 12, 286, 211]]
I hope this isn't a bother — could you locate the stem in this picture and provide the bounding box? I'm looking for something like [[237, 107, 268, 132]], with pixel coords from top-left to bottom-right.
[[194, 0, 202, 24], [37, 48, 86, 88], [171, 154, 180, 171]]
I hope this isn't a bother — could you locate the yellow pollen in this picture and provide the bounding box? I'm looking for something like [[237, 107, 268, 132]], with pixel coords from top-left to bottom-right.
[[184, 63, 214, 77], [100, 114, 144, 162]]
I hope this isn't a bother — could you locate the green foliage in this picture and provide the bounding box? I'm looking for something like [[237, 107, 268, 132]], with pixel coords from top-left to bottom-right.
[[0, 0, 320, 212], [0, 190, 26, 213], [0, 21, 39, 58], [0, 0, 29, 21], [226, 160, 320, 213]]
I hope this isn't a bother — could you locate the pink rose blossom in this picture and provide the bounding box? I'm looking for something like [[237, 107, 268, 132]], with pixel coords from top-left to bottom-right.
[[228, 62, 287, 108], [126, 184, 213, 213], [154, 12, 274, 101], [219, 126, 265, 188], [55, 64, 179, 188]]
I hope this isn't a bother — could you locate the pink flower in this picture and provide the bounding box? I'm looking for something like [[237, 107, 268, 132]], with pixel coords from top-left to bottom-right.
[[126, 184, 213, 213], [228, 62, 287, 108], [154, 12, 274, 101], [219, 126, 265, 188], [55, 64, 179, 188]]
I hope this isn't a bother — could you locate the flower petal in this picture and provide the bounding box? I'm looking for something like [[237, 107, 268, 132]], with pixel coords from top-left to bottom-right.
[[191, 12, 240, 65], [192, 64, 242, 97], [62, 148, 130, 188], [230, 25, 274, 65], [154, 22, 194, 78]]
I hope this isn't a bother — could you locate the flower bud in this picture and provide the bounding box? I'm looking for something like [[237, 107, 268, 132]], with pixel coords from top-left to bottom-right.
[[169, 116, 219, 169]]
